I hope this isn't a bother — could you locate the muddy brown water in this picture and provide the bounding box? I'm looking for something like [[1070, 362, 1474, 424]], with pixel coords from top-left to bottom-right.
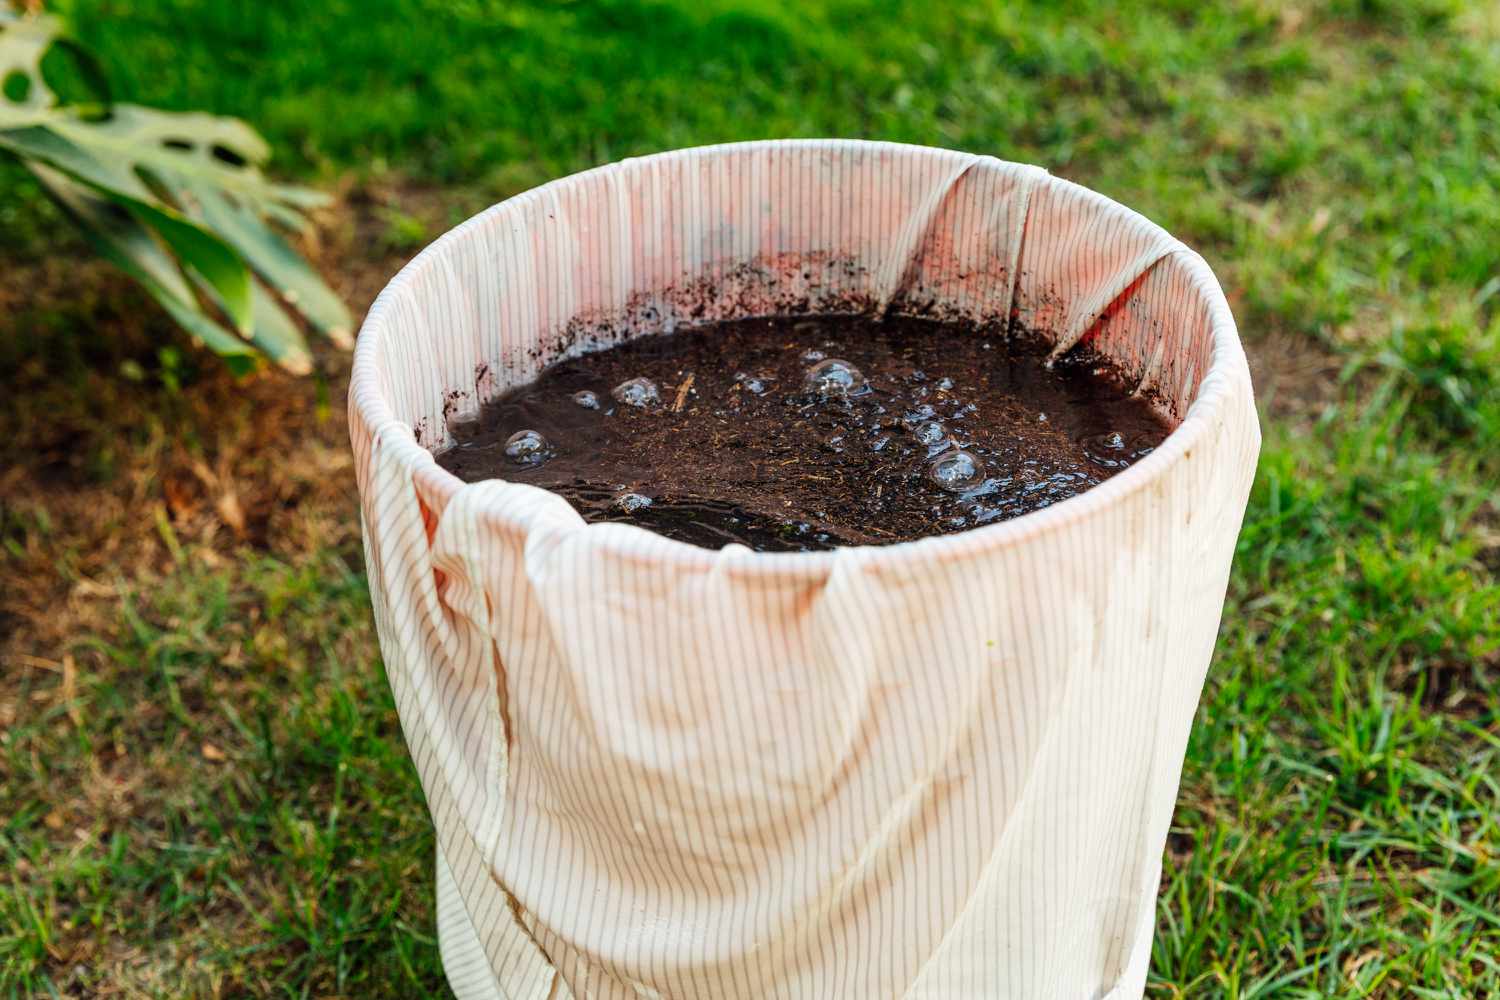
[[436, 315, 1171, 551]]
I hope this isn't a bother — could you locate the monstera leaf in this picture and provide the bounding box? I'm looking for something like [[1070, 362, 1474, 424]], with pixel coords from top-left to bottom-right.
[[0, 12, 350, 374]]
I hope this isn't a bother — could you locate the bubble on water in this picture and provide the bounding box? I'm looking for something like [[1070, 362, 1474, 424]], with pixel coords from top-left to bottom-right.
[[936, 377, 954, 391], [612, 491, 653, 513], [969, 503, 1005, 525], [911, 369, 928, 383], [914, 420, 947, 448], [823, 435, 846, 453], [800, 348, 827, 363], [802, 358, 867, 398], [612, 376, 660, 408], [572, 390, 601, 410], [733, 372, 772, 395], [901, 404, 936, 428], [870, 434, 891, 452], [504, 429, 553, 467], [927, 448, 985, 493], [1083, 431, 1130, 467], [778, 519, 814, 539], [1037, 411, 1048, 422]]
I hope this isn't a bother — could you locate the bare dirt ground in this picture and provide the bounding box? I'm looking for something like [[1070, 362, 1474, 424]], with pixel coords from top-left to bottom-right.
[[1, 182, 466, 667]]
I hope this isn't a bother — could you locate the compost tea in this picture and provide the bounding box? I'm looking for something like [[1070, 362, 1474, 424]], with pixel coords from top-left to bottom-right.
[[437, 315, 1170, 551]]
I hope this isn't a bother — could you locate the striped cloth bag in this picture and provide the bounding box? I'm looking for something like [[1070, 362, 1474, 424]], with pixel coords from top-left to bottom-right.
[[348, 140, 1260, 999]]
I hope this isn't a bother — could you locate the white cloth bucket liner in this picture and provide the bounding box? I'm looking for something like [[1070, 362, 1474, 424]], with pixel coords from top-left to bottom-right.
[[349, 140, 1260, 999]]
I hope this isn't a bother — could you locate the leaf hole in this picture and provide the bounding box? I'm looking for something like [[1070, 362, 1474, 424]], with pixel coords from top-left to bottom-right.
[[162, 137, 195, 152], [2, 70, 31, 104], [210, 144, 248, 168]]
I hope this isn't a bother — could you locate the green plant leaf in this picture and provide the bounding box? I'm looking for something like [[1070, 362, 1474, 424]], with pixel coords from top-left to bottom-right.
[[129, 195, 255, 333], [0, 122, 256, 333], [0, 13, 347, 373], [0, 121, 157, 200], [248, 282, 316, 374], [174, 171, 352, 347], [0, 13, 56, 118], [29, 162, 260, 374], [187, 270, 315, 375]]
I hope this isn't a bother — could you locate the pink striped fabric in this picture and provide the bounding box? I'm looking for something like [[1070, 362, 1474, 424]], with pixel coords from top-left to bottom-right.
[[349, 140, 1259, 999]]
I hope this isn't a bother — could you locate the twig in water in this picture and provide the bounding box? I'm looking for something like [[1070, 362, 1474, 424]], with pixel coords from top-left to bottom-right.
[[673, 373, 695, 411]]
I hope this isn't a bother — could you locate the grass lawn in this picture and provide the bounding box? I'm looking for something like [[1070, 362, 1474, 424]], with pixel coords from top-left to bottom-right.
[[3, 0, 1498, 996]]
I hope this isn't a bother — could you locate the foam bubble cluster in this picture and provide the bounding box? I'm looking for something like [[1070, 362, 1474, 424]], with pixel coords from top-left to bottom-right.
[[734, 372, 771, 396], [902, 404, 936, 426], [1083, 431, 1130, 467], [612, 491, 653, 513]]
